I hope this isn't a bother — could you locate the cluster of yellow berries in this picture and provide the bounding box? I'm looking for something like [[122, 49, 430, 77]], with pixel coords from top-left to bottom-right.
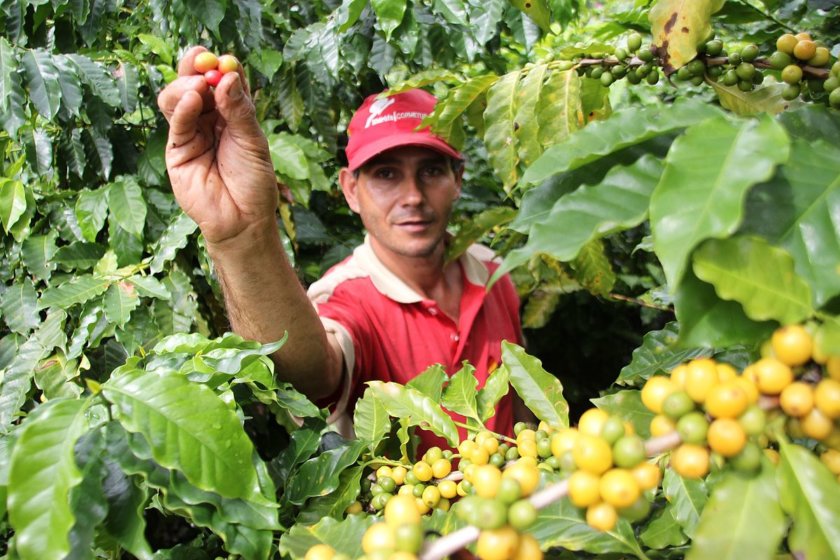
[[642, 324, 840, 479], [768, 32, 836, 102]]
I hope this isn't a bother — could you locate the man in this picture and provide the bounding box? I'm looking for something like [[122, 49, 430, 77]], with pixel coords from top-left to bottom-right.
[[157, 47, 529, 449]]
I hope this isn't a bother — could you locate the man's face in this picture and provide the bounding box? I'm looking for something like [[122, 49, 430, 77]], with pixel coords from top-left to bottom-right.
[[339, 146, 463, 260]]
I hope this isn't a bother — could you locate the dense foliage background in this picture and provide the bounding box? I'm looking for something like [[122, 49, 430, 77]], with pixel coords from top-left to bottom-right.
[[1, 0, 840, 558]]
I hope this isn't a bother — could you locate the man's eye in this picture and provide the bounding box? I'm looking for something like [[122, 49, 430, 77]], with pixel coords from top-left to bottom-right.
[[373, 168, 396, 179], [422, 166, 445, 177]]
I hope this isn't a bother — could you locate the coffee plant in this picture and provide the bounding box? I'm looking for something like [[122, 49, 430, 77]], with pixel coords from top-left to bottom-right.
[[1, 0, 840, 559]]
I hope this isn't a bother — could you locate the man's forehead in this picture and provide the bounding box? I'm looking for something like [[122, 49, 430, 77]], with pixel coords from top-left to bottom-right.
[[363, 146, 449, 167]]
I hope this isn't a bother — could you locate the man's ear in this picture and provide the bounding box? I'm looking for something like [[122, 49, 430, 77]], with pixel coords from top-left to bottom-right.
[[338, 168, 361, 214]]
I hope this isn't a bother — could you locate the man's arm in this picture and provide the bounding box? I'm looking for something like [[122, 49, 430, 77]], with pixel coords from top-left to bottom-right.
[[157, 47, 342, 400]]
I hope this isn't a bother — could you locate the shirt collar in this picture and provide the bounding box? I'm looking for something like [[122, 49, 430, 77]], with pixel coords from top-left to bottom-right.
[[354, 235, 491, 303]]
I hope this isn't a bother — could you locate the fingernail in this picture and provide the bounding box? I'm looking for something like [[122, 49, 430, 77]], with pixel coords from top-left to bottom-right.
[[229, 77, 243, 101]]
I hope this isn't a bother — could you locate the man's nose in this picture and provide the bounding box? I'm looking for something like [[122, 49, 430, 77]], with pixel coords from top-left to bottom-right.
[[399, 173, 424, 204]]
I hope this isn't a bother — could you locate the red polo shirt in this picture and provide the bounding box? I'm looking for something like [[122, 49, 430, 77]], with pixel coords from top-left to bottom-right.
[[307, 237, 523, 451]]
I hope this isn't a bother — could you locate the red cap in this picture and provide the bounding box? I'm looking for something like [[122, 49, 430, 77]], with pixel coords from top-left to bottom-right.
[[345, 89, 462, 171]]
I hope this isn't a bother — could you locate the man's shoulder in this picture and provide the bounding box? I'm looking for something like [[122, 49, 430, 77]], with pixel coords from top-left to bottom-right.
[[307, 251, 373, 304]]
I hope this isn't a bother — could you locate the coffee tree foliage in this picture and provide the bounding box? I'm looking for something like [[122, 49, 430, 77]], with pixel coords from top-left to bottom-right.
[[1, 0, 839, 558]]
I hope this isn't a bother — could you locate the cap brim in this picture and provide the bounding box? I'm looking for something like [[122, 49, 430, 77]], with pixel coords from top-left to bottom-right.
[[347, 132, 462, 171]]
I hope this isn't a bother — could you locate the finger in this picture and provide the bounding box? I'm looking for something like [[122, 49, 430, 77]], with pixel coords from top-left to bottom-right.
[[213, 73, 267, 146], [157, 75, 213, 122], [166, 89, 207, 149], [178, 45, 209, 76]]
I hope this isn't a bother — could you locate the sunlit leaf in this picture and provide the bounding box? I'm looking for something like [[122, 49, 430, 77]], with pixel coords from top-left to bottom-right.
[[484, 70, 522, 191], [662, 467, 708, 538], [649, 0, 726, 71], [367, 382, 460, 446], [616, 322, 712, 386], [503, 342, 568, 429]]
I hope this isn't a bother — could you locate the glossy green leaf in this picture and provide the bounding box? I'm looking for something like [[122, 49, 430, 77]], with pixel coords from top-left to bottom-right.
[[662, 467, 708, 538], [198, 337, 286, 375], [371, 0, 407, 39], [616, 322, 712, 386], [367, 381, 460, 446], [353, 390, 390, 448], [102, 366, 264, 502], [649, 0, 725, 71], [268, 132, 309, 180], [0, 337, 44, 430], [515, 63, 549, 167], [651, 114, 790, 287], [709, 80, 788, 117], [687, 463, 785, 560], [108, 177, 147, 235], [740, 138, 840, 307], [446, 207, 515, 263], [75, 188, 110, 242], [279, 514, 373, 559], [430, 74, 499, 146], [693, 236, 813, 324], [54, 242, 106, 271], [0, 37, 15, 114], [8, 398, 89, 560], [285, 440, 366, 505], [0, 178, 27, 233], [103, 282, 141, 328], [503, 341, 569, 429], [442, 362, 481, 425], [21, 231, 58, 281], [406, 363, 448, 401], [39, 274, 110, 310], [537, 68, 582, 149], [0, 279, 40, 334], [521, 99, 718, 187], [67, 431, 110, 560], [510, 0, 550, 30], [274, 426, 322, 483], [296, 464, 363, 524], [67, 54, 121, 107], [494, 154, 663, 285], [590, 390, 654, 439], [484, 70, 522, 190], [0, 45, 25, 135], [21, 49, 62, 119], [149, 211, 198, 273], [777, 439, 840, 559], [477, 364, 510, 423], [337, 0, 367, 31], [126, 275, 170, 300], [55, 55, 84, 117], [640, 504, 688, 549], [570, 238, 615, 297], [674, 269, 776, 348], [531, 497, 648, 556]]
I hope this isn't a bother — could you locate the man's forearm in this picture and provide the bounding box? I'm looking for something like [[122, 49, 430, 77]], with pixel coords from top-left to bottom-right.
[[205, 220, 342, 400]]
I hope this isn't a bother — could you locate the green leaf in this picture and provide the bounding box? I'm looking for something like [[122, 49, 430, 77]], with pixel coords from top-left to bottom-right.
[[616, 322, 712, 386], [515, 63, 549, 167], [8, 398, 89, 560], [367, 381, 460, 446], [279, 514, 374, 560], [108, 177, 147, 235], [268, 132, 310, 181], [777, 439, 840, 559], [285, 440, 366, 505], [21, 231, 58, 281], [353, 390, 390, 448], [662, 467, 709, 538], [136, 33, 173, 65], [0, 178, 27, 233], [75, 188, 110, 242], [430, 74, 499, 146], [103, 281, 141, 328], [127, 275, 170, 300], [477, 365, 510, 423], [149, 211, 198, 273], [537, 68, 582, 149], [740, 138, 840, 307], [274, 426, 321, 483], [39, 274, 110, 310], [55, 55, 84, 117], [446, 207, 516, 264], [483, 70, 522, 191], [0, 337, 45, 430], [442, 362, 481, 425], [198, 337, 286, 375], [67, 431, 110, 560], [640, 504, 688, 549], [521, 99, 718, 187], [503, 341, 569, 429], [590, 390, 654, 439], [337, 0, 367, 31], [509, 0, 550, 31], [102, 367, 265, 502], [371, 0, 407, 39], [530, 497, 649, 556], [674, 269, 776, 348], [709, 80, 788, 117], [0, 37, 16, 114], [570, 238, 615, 297], [295, 464, 364, 524], [693, 236, 813, 324], [21, 49, 62, 119], [651, 114, 790, 287], [687, 463, 785, 560], [53, 242, 106, 271], [0, 279, 40, 334], [649, 0, 726, 71], [406, 364, 448, 401], [67, 54, 121, 107]]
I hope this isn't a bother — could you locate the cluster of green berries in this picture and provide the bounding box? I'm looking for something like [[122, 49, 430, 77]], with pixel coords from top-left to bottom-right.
[[768, 32, 836, 102], [642, 325, 840, 480], [580, 32, 661, 87]]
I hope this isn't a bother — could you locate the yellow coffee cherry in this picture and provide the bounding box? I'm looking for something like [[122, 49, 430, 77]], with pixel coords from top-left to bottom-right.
[[814, 379, 840, 419], [345, 500, 363, 514], [473, 465, 503, 498], [632, 462, 662, 491], [753, 358, 794, 395], [431, 458, 452, 479], [685, 358, 720, 403], [732, 375, 760, 404], [716, 362, 739, 383], [517, 428, 537, 442], [502, 460, 540, 496], [641, 376, 678, 414], [391, 465, 408, 485], [820, 449, 840, 474], [578, 408, 610, 437], [421, 485, 441, 508], [437, 479, 457, 499], [671, 444, 710, 479], [476, 526, 520, 560], [362, 522, 396, 554], [573, 434, 613, 475], [550, 428, 579, 458], [413, 461, 433, 482], [471, 447, 491, 466], [512, 533, 543, 560], [764, 448, 781, 464], [459, 439, 478, 458], [568, 470, 601, 508], [376, 465, 393, 479], [707, 418, 747, 458], [705, 382, 749, 419], [517, 439, 538, 459], [771, 325, 813, 367], [650, 414, 677, 437], [415, 497, 431, 515], [599, 468, 641, 509], [671, 364, 689, 387], [305, 543, 336, 560], [384, 495, 422, 527], [801, 408, 834, 440], [586, 502, 618, 532], [826, 356, 840, 381], [780, 381, 815, 417]]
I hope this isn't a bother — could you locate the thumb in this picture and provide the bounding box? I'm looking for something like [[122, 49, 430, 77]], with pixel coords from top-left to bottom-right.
[[214, 73, 266, 144]]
